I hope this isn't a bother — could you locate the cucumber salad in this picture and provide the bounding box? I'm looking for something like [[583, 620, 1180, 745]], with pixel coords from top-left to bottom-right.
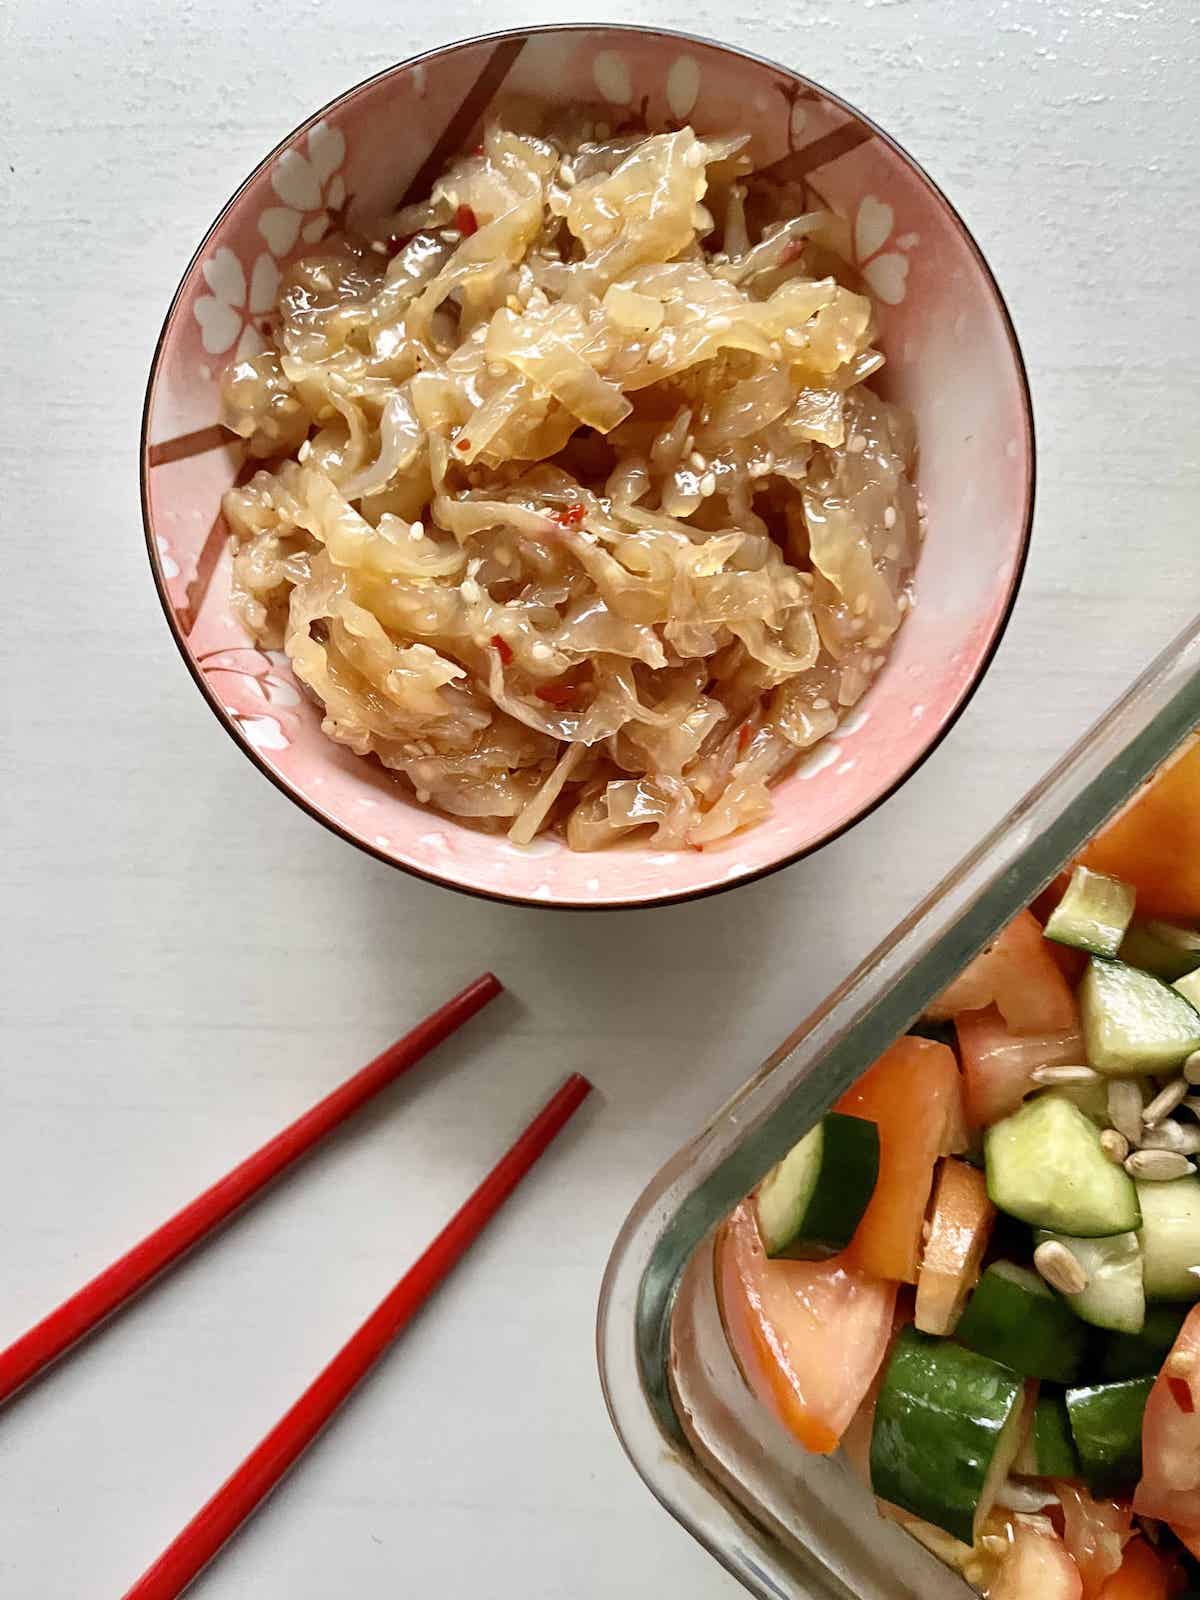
[[717, 735, 1200, 1597]]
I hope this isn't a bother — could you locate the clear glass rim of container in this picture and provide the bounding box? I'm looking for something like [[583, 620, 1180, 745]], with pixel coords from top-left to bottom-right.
[[597, 613, 1200, 1600]]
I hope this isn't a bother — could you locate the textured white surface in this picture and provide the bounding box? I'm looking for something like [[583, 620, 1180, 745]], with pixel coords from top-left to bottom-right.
[[1, 2, 1198, 1595]]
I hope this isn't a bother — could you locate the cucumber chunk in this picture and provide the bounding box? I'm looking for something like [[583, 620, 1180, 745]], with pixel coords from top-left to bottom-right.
[[956, 1262, 1087, 1382], [870, 1326, 1025, 1544], [1100, 1304, 1189, 1379], [1045, 867, 1136, 958], [1033, 1228, 1145, 1334], [1080, 956, 1200, 1075], [755, 1112, 879, 1259], [1138, 1176, 1200, 1300], [1014, 1391, 1080, 1479], [1065, 1376, 1154, 1494], [984, 1094, 1141, 1237], [1120, 921, 1200, 982]]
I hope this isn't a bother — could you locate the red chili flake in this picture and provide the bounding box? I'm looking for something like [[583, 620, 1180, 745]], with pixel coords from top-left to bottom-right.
[[473, 144, 485, 156], [737, 724, 753, 754], [490, 634, 513, 666], [1170, 1376, 1195, 1413], [386, 232, 414, 258], [455, 437, 471, 452], [551, 503, 586, 527], [454, 204, 479, 237], [535, 683, 578, 709]]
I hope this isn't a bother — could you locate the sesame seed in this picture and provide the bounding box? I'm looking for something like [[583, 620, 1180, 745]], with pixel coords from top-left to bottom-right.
[[884, 506, 897, 529], [530, 641, 554, 662], [699, 471, 717, 497], [647, 337, 669, 364], [415, 787, 431, 803], [409, 520, 424, 539], [847, 433, 867, 453], [461, 578, 481, 604], [370, 240, 388, 255], [440, 228, 462, 243], [769, 341, 783, 359], [709, 316, 732, 334], [785, 328, 806, 348], [689, 451, 707, 471], [298, 440, 312, 462], [684, 144, 705, 168], [812, 697, 830, 710], [559, 161, 577, 185]]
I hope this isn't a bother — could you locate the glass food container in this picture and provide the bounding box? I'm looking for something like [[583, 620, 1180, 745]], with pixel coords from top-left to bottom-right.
[[598, 615, 1200, 1600]]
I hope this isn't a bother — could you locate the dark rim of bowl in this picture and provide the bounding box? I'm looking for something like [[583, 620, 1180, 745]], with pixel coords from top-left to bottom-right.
[[140, 20, 1036, 913]]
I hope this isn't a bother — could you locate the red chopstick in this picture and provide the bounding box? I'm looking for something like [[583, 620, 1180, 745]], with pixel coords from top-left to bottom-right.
[[121, 1071, 593, 1600], [0, 973, 502, 1409]]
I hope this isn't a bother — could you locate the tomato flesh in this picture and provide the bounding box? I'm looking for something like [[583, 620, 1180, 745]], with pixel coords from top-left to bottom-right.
[[1079, 735, 1200, 920], [715, 1201, 896, 1454], [956, 1004, 1087, 1129], [928, 910, 1078, 1034], [990, 1523, 1083, 1600], [1134, 1306, 1200, 1529], [836, 1036, 965, 1283]]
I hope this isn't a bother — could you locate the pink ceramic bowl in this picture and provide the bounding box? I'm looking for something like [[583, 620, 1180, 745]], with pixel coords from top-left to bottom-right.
[[142, 23, 1033, 910]]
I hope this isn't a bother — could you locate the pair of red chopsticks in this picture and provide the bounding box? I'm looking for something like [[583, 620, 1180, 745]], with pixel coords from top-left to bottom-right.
[[0, 974, 591, 1599]]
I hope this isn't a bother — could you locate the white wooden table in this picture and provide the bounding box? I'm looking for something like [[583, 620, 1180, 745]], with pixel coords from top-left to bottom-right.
[[2, 1, 1197, 1594]]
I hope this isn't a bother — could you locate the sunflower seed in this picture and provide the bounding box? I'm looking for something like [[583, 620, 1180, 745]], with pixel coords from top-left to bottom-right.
[[1034, 1239, 1089, 1295], [1030, 1064, 1100, 1086], [1166, 1348, 1197, 1378], [1140, 1121, 1200, 1155], [1107, 1080, 1145, 1145], [1144, 1078, 1189, 1127], [1100, 1129, 1130, 1164], [1124, 1149, 1196, 1181], [1185, 1050, 1200, 1086]]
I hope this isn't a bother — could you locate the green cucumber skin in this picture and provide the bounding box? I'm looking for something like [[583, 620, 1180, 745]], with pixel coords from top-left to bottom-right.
[[1033, 1391, 1081, 1479], [1137, 1177, 1200, 1300], [757, 1113, 879, 1259], [1065, 1377, 1154, 1495], [1033, 1228, 1145, 1334], [870, 1327, 1023, 1546], [1044, 868, 1135, 959], [1120, 922, 1200, 983], [984, 1095, 1141, 1238], [956, 1263, 1087, 1383], [1100, 1305, 1190, 1379], [1080, 957, 1200, 1075]]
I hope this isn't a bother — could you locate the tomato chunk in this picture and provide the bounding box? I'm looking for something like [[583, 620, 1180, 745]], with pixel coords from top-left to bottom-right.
[[956, 1004, 1087, 1128], [715, 1201, 896, 1454], [1079, 735, 1200, 920], [836, 1036, 965, 1283], [990, 1523, 1083, 1600], [1056, 1482, 1133, 1597], [1095, 1536, 1184, 1599], [1133, 1305, 1200, 1529], [914, 1157, 994, 1334], [927, 909, 1078, 1034]]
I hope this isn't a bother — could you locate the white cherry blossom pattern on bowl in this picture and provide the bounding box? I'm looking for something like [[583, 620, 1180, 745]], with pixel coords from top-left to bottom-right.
[[142, 24, 1033, 910]]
